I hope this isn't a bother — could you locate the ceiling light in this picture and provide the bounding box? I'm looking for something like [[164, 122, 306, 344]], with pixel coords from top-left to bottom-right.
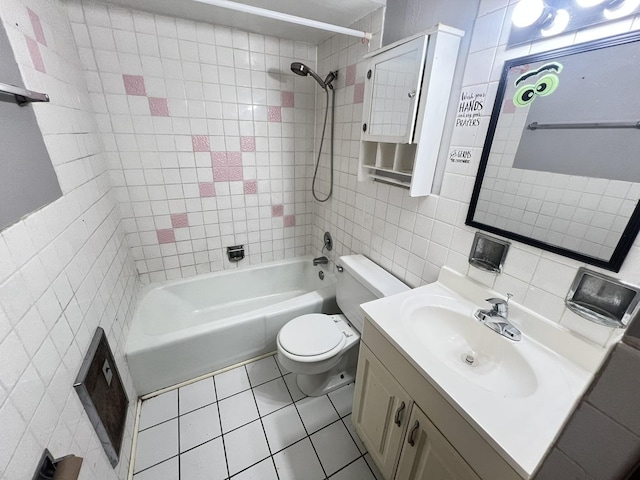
[[512, 0, 549, 27], [540, 9, 571, 35], [603, 0, 640, 18], [575, 0, 607, 7]]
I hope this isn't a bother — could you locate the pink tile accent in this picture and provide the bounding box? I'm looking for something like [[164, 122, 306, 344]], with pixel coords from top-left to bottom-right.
[[228, 152, 242, 166], [228, 167, 243, 181], [149, 97, 169, 116], [199, 182, 216, 197], [156, 229, 175, 244], [28, 8, 46, 46], [281, 91, 294, 108], [25, 36, 45, 73], [213, 167, 229, 181], [345, 64, 356, 86], [284, 215, 296, 227], [240, 137, 256, 152], [354, 82, 365, 104], [502, 98, 516, 114], [243, 180, 258, 194], [271, 204, 284, 217], [268, 106, 282, 122], [211, 151, 228, 166], [123, 74, 146, 96], [171, 213, 189, 228], [192, 135, 210, 152]]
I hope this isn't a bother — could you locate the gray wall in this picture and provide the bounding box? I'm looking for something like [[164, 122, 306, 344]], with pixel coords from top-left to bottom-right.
[[382, 0, 480, 193], [0, 22, 61, 231]]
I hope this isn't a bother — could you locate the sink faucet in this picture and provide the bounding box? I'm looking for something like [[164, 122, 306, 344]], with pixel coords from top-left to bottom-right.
[[474, 294, 521, 342], [313, 256, 329, 266]]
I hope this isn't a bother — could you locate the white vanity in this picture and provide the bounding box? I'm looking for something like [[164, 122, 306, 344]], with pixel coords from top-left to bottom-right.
[[352, 267, 608, 479]]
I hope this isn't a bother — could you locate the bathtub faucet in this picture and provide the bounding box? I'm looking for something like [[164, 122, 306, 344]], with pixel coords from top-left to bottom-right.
[[313, 256, 329, 266]]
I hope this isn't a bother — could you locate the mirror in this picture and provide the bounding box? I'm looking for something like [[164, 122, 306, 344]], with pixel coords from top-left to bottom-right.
[[467, 32, 640, 272]]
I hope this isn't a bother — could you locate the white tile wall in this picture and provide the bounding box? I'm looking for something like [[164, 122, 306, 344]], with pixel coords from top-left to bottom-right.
[[70, 0, 320, 283], [312, 2, 640, 347], [0, 0, 139, 479]]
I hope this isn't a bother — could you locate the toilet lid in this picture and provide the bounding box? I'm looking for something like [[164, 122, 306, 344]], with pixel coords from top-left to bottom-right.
[[279, 314, 344, 356]]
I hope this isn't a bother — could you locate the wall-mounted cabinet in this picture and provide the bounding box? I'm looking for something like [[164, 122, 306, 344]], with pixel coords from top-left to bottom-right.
[[358, 24, 464, 196]]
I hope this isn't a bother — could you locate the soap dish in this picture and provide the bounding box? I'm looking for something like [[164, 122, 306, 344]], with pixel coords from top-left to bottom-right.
[[468, 232, 510, 274], [566, 268, 640, 328]]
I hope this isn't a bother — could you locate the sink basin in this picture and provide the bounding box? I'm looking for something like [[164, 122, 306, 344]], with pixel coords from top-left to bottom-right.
[[401, 295, 538, 398]]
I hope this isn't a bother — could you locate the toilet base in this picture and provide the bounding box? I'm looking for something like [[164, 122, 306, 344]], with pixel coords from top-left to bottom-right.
[[295, 345, 358, 396]]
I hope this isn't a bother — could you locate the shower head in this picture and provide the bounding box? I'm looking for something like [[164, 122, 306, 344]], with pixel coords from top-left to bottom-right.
[[291, 62, 336, 90]]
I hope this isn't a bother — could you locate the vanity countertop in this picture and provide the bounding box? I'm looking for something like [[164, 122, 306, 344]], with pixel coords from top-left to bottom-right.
[[360, 267, 609, 478]]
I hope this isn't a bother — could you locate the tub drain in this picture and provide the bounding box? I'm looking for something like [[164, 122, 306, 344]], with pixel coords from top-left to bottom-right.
[[461, 352, 478, 367]]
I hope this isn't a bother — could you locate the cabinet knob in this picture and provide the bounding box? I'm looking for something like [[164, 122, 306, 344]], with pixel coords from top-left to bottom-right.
[[408, 91, 416, 98], [362, 123, 367, 132], [367, 69, 372, 79], [408, 420, 420, 446], [394, 401, 406, 426]]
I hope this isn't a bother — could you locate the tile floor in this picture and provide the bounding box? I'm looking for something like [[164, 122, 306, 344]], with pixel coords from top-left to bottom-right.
[[132, 354, 383, 480]]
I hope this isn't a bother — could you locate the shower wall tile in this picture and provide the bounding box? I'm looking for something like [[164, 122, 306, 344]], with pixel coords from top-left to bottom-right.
[[73, 0, 319, 282], [312, 4, 640, 348], [0, 0, 140, 479]]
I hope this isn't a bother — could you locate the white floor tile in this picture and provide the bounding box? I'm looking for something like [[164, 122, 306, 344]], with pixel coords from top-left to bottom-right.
[[246, 356, 281, 386], [296, 395, 340, 434], [231, 458, 278, 480], [138, 390, 178, 430], [330, 457, 375, 480], [215, 365, 251, 399], [180, 437, 227, 480], [311, 420, 361, 476], [273, 438, 325, 480], [179, 377, 216, 415], [365, 453, 384, 480], [262, 404, 306, 453], [133, 457, 178, 480], [344, 414, 367, 453], [134, 418, 178, 473], [224, 419, 270, 476], [218, 389, 259, 433], [283, 373, 306, 402], [253, 377, 292, 416], [180, 403, 221, 452], [328, 383, 354, 417], [275, 355, 290, 374]]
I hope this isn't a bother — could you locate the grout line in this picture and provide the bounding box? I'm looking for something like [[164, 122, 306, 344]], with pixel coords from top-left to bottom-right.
[[177, 391, 181, 480], [213, 375, 231, 479], [247, 364, 279, 479], [127, 397, 143, 480], [131, 454, 180, 476]]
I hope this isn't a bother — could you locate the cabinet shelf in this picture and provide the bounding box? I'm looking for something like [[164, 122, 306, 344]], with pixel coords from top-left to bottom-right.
[[358, 24, 464, 197]]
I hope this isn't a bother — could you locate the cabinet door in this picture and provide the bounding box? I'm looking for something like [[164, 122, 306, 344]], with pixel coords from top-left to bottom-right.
[[363, 35, 429, 143], [353, 344, 412, 480], [396, 405, 481, 480]]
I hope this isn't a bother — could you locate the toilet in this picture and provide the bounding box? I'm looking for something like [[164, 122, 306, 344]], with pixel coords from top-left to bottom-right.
[[277, 255, 409, 396]]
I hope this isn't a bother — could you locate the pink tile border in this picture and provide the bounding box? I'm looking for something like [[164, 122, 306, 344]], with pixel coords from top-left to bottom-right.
[[25, 36, 45, 73], [156, 229, 175, 244], [123, 74, 146, 96], [271, 204, 284, 217], [228, 152, 243, 166], [240, 137, 256, 152], [345, 64, 356, 86], [243, 180, 257, 194], [284, 215, 296, 227], [171, 213, 189, 228], [192, 135, 210, 152], [149, 97, 169, 117], [281, 91, 294, 108], [213, 167, 228, 181], [228, 167, 243, 181], [211, 151, 228, 166], [28, 8, 46, 46], [354, 82, 365, 104], [199, 182, 216, 197], [267, 106, 282, 122]]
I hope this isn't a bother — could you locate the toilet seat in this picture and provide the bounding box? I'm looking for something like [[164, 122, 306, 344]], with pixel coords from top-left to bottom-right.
[[278, 314, 347, 362]]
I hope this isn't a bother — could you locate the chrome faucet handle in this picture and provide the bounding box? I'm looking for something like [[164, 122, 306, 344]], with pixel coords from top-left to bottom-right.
[[485, 293, 512, 316]]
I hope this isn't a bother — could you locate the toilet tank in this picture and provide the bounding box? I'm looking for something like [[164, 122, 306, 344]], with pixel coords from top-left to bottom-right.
[[337, 255, 409, 332]]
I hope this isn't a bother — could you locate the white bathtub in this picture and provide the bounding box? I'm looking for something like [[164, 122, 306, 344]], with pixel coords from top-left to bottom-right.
[[126, 256, 338, 395]]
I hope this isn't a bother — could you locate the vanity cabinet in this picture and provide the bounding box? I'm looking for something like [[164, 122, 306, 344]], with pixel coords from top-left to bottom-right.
[[353, 323, 523, 480], [358, 24, 464, 196]]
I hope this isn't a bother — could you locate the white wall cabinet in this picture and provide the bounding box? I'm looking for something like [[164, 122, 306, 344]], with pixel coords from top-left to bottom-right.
[[358, 24, 464, 196], [353, 324, 523, 480]]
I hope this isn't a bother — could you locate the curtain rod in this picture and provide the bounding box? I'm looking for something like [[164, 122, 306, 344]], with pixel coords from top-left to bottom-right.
[[193, 0, 373, 40]]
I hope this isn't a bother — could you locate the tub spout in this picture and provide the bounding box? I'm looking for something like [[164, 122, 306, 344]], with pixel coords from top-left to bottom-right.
[[313, 256, 329, 266]]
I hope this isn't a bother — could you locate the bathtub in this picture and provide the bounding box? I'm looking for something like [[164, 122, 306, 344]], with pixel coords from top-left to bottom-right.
[[125, 256, 338, 395]]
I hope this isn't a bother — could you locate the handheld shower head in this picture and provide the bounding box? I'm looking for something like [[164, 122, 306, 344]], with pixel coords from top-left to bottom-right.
[[290, 62, 329, 90]]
